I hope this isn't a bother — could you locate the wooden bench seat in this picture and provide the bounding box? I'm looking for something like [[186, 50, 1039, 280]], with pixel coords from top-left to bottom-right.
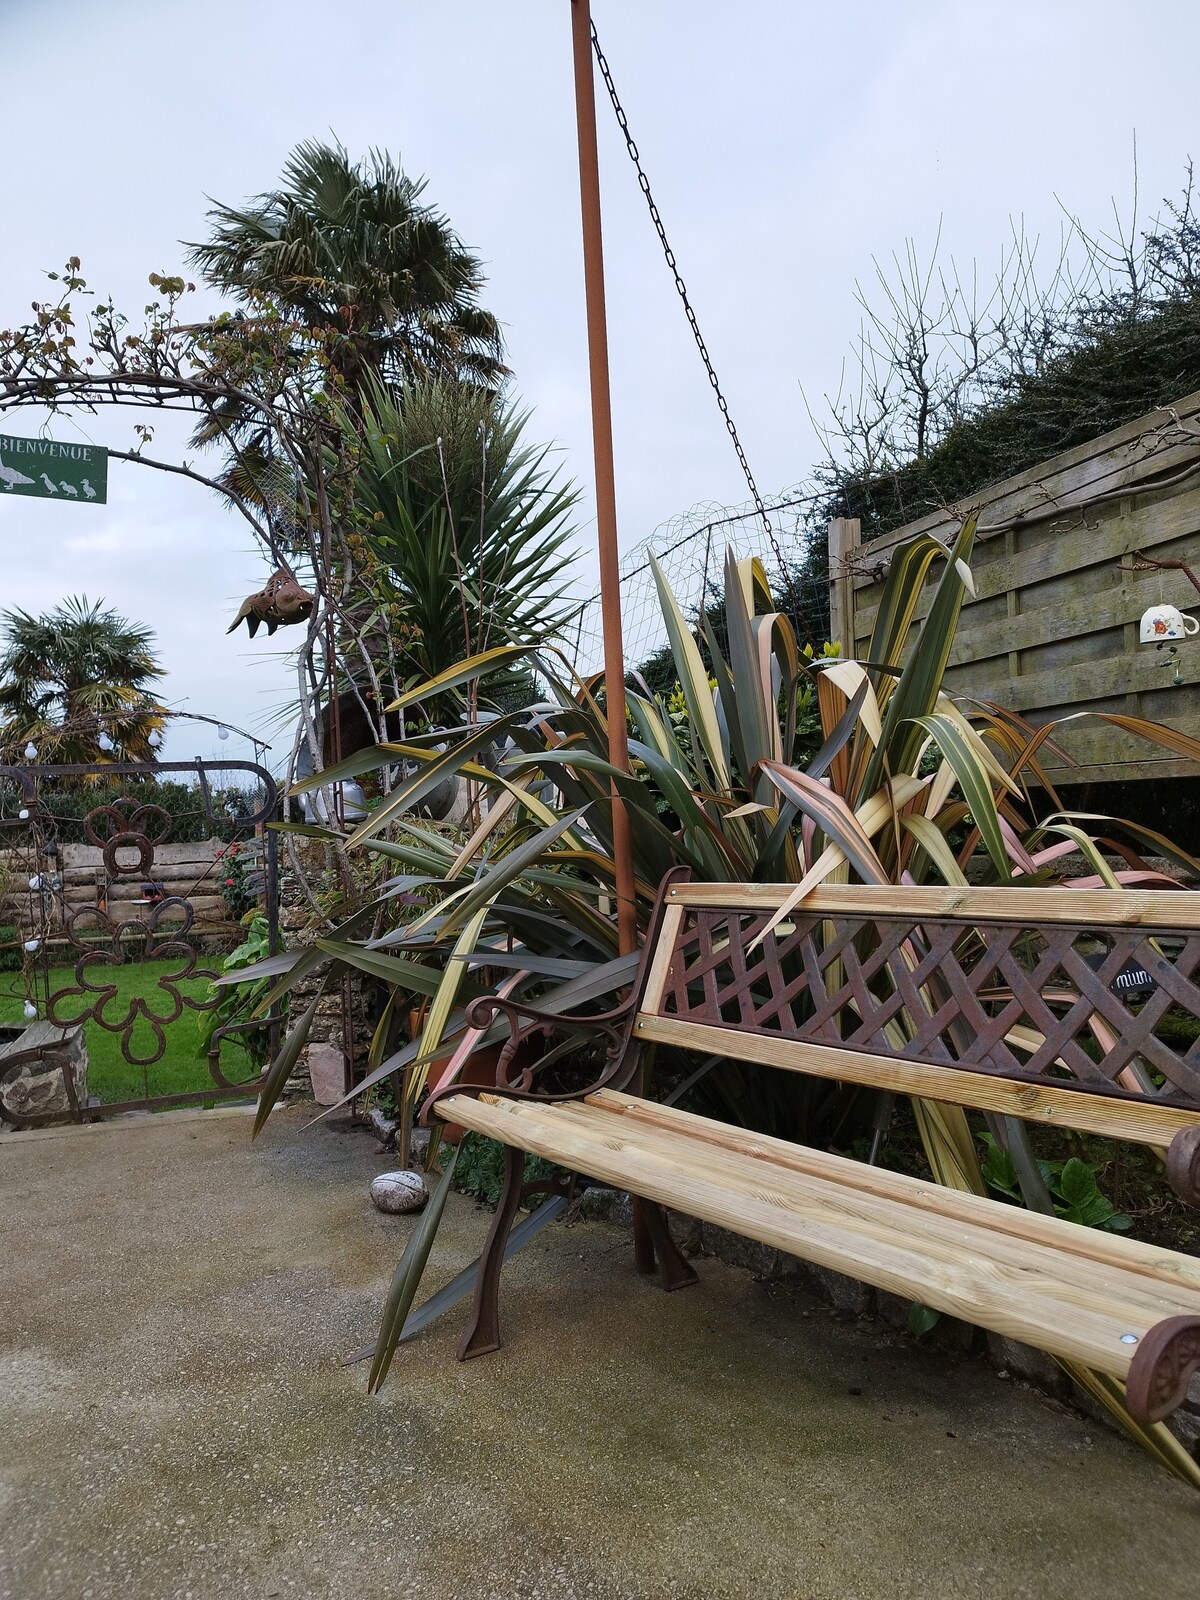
[[441, 1087, 1200, 1418], [429, 869, 1200, 1430]]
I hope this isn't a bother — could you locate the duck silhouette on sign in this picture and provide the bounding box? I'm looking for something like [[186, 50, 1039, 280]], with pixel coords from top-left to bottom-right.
[[228, 567, 315, 638]]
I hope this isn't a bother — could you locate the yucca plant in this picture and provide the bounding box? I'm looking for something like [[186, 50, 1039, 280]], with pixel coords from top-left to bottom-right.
[[236, 520, 1200, 1475], [347, 379, 581, 719]]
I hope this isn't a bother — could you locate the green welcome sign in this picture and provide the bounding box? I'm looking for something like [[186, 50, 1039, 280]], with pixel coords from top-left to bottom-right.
[[0, 432, 108, 503]]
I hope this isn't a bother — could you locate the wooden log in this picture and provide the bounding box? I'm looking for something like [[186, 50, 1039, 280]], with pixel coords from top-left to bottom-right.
[[63, 858, 225, 881], [59, 840, 226, 868]]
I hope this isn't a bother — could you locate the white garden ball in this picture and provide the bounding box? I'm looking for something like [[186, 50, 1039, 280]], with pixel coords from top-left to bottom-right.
[[370, 1169, 430, 1215]]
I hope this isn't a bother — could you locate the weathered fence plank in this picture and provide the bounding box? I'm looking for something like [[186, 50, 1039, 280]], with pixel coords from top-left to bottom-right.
[[829, 392, 1200, 784]]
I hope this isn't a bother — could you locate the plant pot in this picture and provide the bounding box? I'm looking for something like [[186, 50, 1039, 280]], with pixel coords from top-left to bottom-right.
[[427, 1044, 508, 1145]]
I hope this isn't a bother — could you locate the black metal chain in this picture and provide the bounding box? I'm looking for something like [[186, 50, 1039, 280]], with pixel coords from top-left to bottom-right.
[[590, 22, 812, 639]]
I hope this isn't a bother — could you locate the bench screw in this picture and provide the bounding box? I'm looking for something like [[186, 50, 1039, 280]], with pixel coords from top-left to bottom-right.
[[1120, 1333, 1139, 1344]]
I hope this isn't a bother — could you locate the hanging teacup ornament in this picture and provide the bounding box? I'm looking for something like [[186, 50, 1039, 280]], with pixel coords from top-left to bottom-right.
[[1139, 603, 1199, 643]]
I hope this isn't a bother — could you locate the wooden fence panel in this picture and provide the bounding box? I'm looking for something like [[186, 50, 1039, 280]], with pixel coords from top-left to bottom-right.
[[829, 392, 1200, 784]]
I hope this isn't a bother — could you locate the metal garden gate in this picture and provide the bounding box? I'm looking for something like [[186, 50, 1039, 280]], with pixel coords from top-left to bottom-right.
[[0, 759, 279, 1126]]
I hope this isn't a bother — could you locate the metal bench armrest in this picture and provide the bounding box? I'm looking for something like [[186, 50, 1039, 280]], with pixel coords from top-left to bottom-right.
[[427, 991, 642, 1122]]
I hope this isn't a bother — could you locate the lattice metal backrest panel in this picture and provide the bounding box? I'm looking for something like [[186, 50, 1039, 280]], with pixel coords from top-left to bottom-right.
[[655, 906, 1200, 1109]]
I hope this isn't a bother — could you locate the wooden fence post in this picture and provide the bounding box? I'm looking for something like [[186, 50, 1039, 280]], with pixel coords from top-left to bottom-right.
[[827, 518, 862, 656]]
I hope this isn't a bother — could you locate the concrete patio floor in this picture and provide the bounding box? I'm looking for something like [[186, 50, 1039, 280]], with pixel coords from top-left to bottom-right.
[[1, 1106, 1197, 1600]]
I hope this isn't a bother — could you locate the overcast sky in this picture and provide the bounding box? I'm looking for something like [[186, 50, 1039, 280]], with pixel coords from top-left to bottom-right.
[[2, 0, 1199, 767]]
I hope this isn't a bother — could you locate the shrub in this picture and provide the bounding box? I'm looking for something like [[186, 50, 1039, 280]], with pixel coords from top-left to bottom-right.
[[0, 776, 264, 843]]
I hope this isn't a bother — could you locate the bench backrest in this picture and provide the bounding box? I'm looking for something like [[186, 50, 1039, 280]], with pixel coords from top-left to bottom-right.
[[632, 878, 1200, 1190]]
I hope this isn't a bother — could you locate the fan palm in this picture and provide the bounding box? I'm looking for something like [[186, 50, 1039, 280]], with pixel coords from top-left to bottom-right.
[[0, 596, 166, 763], [187, 139, 506, 401], [185, 139, 508, 536]]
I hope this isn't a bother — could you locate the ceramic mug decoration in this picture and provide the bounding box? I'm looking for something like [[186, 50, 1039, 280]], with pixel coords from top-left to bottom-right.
[[1139, 603, 1200, 643]]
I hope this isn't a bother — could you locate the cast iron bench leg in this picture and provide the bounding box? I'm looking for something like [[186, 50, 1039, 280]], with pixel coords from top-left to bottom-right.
[[456, 1143, 699, 1360], [639, 1197, 699, 1292], [458, 1144, 525, 1361]]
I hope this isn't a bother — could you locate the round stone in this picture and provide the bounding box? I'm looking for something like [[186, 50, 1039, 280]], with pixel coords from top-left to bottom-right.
[[370, 1169, 429, 1215]]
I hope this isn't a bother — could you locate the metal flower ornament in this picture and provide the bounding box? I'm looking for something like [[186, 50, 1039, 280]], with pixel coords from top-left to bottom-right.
[[47, 900, 221, 1068]]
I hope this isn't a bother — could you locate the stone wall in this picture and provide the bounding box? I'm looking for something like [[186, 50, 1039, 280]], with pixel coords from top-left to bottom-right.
[[276, 835, 374, 1101]]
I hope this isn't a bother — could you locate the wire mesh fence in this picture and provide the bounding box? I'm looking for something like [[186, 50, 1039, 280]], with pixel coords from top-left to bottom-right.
[[565, 490, 833, 682]]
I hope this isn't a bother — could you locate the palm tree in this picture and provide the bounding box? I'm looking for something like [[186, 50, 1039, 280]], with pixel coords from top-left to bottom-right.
[[186, 139, 506, 398], [0, 597, 167, 764]]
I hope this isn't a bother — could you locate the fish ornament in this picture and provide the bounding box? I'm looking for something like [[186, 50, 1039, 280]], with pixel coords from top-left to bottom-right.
[[228, 568, 315, 638]]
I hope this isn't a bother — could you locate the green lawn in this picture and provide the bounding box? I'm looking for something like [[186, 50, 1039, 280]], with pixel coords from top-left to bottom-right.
[[0, 957, 262, 1106]]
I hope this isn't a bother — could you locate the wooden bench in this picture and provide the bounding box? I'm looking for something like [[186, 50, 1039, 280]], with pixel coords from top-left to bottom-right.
[[430, 869, 1200, 1427]]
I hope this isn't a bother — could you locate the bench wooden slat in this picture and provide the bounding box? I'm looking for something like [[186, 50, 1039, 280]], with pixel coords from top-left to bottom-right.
[[439, 1090, 1196, 1380], [667, 881, 1200, 929], [632, 1014, 1200, 1148], [566, 1102, 1196, 1323], [641, 901, 684, 1014], [587, 1089, 1200, 1297]]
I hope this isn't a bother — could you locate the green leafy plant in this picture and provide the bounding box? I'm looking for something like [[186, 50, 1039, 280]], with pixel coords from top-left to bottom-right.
[[447, 1132, 555, 1208], [906, 1302, 940, 1340], [252, 518, 1200, 1171], [236, 516, 1199, 1472], [978, 1133, 1132, 1231], [348, 378, 580, 715], [214, 840, 259, 920], [197, 914, 280, 1070]]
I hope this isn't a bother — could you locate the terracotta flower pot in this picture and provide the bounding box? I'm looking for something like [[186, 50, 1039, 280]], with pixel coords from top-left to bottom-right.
[[408, 985, 539, 1143], [427, 1044, 509, 1145]]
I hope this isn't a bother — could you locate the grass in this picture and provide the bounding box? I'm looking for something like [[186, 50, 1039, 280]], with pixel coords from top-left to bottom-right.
[[0, 956, 261, 1106]]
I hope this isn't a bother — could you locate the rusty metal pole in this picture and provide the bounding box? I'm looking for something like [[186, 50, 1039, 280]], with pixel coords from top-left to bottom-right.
[[571, 0, 653, 1279], [570, 0, 638, 959]]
